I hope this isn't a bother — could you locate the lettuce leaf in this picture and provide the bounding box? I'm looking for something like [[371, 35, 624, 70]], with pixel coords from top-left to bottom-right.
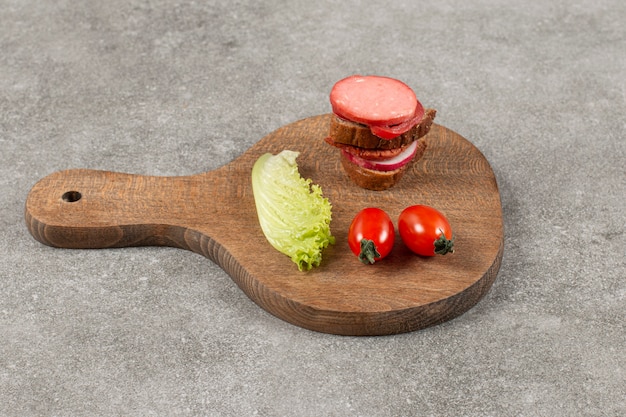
[[251, 150, 335, 271]]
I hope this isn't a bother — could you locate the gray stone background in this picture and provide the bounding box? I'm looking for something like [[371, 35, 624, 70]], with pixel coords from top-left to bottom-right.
[[1, 0, 624, 416]]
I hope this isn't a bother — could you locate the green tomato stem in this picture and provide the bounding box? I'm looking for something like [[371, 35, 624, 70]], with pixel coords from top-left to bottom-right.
[[433, 229, 455, 255], [359, 239, 381, 264]]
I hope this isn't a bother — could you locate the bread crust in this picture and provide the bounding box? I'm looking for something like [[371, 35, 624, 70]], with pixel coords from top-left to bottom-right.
[[329, 108, 436, 149]]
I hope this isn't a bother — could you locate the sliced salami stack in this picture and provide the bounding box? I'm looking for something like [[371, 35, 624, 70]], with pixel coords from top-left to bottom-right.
[[325, 75, 436, 191]]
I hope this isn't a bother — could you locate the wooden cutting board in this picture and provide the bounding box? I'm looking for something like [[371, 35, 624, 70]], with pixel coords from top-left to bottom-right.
[[25, 114, 504, 336]]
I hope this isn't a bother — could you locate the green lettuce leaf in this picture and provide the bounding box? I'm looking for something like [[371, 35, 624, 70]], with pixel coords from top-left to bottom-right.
[[251, 150, 335, 271]]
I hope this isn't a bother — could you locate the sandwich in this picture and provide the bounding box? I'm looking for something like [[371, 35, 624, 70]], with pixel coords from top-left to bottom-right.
[[324, 75, 436, 190]]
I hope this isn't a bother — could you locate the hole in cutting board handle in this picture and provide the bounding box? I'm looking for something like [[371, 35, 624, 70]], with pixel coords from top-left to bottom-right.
[[61, 191, 82, 202]]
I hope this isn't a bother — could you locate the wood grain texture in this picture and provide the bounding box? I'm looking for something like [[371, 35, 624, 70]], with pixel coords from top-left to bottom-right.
[[25, 114, 504, 335]]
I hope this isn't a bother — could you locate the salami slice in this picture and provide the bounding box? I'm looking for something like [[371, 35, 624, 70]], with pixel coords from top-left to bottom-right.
[[325, 136, 424, 161], [330, 75, 419, 127], [369, 102, 424, 139]]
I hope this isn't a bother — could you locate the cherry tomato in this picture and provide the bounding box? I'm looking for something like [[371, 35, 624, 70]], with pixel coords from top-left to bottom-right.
[[398, 205, 454, 256], [348, 208, 395, 264]]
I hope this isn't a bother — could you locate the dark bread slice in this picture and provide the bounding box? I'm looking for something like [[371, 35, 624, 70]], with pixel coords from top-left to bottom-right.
[[330, 108, 436, 149], [326, 137, 415, 160], [339, 138, 428, 191], [340, 154, 408, 191]]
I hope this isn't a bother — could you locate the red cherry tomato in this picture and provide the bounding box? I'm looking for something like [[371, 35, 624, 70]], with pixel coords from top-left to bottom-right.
[[398, 205, 454, 257], [348, 208, 395, 264]]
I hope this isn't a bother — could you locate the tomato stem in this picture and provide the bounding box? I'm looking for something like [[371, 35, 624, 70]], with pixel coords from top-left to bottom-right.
[[433, 229, 455, 255], [359, 239, 381, 264]]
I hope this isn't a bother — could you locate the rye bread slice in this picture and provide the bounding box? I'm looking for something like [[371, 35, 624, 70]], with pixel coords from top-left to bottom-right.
[[338, 138, 428, 191], [329, 108, 436, 149], [340, 153, 408, 191]]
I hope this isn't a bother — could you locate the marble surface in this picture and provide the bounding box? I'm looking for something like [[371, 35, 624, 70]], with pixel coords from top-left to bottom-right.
[[1, 1, 624, 416]]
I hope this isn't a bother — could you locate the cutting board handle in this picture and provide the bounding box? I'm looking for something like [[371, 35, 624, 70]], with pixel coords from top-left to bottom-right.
[[24, 168, 208, 250]]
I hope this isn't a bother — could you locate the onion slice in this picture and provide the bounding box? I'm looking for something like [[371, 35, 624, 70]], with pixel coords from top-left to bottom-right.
[[342, 140, 419, 172]]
